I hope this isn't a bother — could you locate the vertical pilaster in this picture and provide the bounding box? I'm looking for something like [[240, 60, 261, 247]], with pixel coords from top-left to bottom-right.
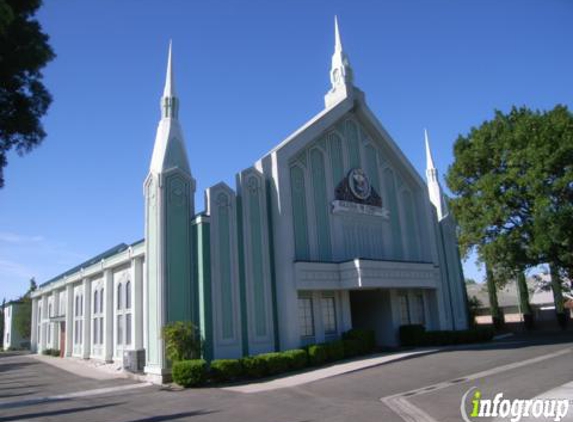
[[132, 257, 144, 350], [41, 295, 48, 351], [82, 278, 91, 359], [104, 269, 114, 362], [30, 298, 38, 353], [65, 284, 73, 357]]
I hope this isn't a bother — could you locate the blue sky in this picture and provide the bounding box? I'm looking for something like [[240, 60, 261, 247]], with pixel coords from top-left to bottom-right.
[[1, 0, 572, 302]]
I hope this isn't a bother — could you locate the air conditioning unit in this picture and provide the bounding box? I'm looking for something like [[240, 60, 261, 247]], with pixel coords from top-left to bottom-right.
[[123, 349, 145, 373]]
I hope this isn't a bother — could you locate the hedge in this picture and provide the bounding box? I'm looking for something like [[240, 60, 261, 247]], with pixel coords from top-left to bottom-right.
[[240, 356, 267, 378], [172, 329, 378, 387], [209, 359, 243, 382], [307, 344, 328, 366], [41, 348, 60, 357], [172, 359, 207, 387], [258, 352, 290, 375], [282, 349, 308, 370], [399, 324, 495, 347]]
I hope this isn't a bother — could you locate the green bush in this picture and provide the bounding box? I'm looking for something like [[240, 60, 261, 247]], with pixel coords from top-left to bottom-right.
[[42, 348, 52, 356], [342, 328, 376, 353], [400, 326, 495, 347], [282, 349, 308, 370], [307, 344, 328, 366], [240, 356, 267, 378], [172, 359, 207, 387], [50, 349, 60, 357], [324, 340, 345, 361], [342, 338, 363, 358], [209, 359, 242, 382], [258, 352, 290, 375], [162, 321, 201, 362], [399, 324, 426, 347]]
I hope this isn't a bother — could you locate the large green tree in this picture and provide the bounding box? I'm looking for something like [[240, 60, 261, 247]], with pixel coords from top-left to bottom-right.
[[446, 105, 573, 327], [0, 0, 54, 188]]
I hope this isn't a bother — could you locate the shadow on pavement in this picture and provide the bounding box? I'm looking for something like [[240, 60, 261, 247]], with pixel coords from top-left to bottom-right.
[[124, 409, 218, 422], [0, 401, 123, 422]]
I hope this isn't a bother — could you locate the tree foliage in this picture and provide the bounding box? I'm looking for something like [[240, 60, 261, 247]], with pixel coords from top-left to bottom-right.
[[0, 0, 54, 188], [446, 105, 573, 278], [161, 321, 201, 362]]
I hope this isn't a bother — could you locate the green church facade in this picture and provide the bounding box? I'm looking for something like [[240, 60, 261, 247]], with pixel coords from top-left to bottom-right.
[[30, 19, 468, 383]]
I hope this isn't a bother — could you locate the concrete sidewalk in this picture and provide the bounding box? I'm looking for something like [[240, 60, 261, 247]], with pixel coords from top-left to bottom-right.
[[224, 348, 439, 393], [29, 353, 129, 380]]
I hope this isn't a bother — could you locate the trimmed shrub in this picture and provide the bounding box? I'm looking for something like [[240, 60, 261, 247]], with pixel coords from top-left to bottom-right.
[[240, 356, 267, 379], [258, 352, 290, 375], [50, 349, 60, 357], [42, 348, 53, 356], [307, 344, 328, 366], [342, 328, 376, 353], [210, 359, 243, 382], [342, 338, 363, 358], [162, 321, 201, 362], [282, 349, 308, 370], [172, 359, 207, 387], [324, 340, 345, 362], [399, 325, 426, 347]]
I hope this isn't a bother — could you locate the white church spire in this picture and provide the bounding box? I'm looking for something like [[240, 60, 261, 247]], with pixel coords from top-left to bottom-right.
[[149, 42, 191, 174], [425, 129, 446, 220], [161, 40, 179, 119], [325, 16, 354, 108]]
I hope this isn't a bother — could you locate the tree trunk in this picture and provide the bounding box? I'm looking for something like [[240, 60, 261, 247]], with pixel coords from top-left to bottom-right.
[[549, 264, 568, 329], [486, 264, 504, 330], [517, 271, 534, 330]]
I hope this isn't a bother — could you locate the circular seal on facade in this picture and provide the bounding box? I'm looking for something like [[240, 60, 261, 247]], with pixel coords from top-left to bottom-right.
[[348, 168, 371, 200]]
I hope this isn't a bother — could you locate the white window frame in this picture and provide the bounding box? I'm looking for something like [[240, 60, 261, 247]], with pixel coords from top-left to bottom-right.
[[91, 281, 105, 357], [114, 273, 133, 358], [73, 286, 84, 356], [321, 296, 337, 336], [298, 296, 315, 338]]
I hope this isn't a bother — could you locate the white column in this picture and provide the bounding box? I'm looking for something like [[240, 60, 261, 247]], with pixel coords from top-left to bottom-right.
[[104, 269, 114, 362], [30, 298, 38, 353], [82, 278, 91, 359], [65, 284, 73, 357], [132, 257, 144, 350], [41, 295, 48, 350]]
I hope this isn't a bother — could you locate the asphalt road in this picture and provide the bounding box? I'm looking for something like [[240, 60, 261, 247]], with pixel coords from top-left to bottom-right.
[[1, 332, 572, 422]]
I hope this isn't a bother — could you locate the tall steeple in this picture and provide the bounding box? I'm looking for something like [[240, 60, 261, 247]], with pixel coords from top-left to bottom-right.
[[425, 129, 446, 220], [162, 40, 178, 119], [324, 16, 355, 108], [144, 41, 196, 382], [149, 42, 191, 175]]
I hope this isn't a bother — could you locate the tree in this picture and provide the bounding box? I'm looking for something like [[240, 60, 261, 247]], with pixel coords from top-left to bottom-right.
[[0, 298, 5, 346], [0, 0, 55, 188], [446, 105, 573, 327], [465, 278, 477, 285], [13, 277, 37, 340]]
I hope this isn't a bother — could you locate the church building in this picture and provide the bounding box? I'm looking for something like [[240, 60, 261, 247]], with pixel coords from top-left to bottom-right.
[[30, 19, 468, 383]]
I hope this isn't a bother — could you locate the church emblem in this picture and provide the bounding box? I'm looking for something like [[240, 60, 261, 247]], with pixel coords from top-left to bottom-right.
[[332, 168, 389, 218], [348, 168, 371, 201]]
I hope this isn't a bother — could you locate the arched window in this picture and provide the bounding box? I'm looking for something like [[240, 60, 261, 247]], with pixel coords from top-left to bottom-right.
[[117, 284, 122, 310], [125, 281, 131, 310], [93, 290, 98, 314], [75, 296, 79, 317], [100, 288, 104, 313]]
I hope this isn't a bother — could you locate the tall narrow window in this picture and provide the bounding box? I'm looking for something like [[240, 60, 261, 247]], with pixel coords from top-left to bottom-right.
[[93, 291, 98, 315], [117, 284, 122, 310], [399, 294, 410, 326], [125, 281, 131, 310], [321, 297, 337, 335], [117, 315, 123, 345], [413, 293, 426, 326], [99, 288, 104, 313], [298, 297, 314, 337]]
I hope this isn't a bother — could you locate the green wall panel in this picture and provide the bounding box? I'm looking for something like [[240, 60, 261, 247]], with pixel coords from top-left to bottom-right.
[[328, 133, 344, 186], [402, 190, 421, 261], [290, 166, 310, 260], [248, 184, 267, 337], [310, 149, 332, 261], [217, 194, 235, 340], [345, 120, 361, 169], [365, 145, 380, 193], [165, 175, 192, 323], [384, 168, 403, 260], [235, 196, 249, 356]]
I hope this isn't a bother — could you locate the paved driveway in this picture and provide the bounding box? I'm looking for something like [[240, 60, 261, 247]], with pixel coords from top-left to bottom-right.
[[0, 332, 572, 422]]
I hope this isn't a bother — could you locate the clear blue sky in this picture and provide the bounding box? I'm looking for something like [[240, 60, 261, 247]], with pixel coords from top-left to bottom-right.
[[1, 0, 572, 302]]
